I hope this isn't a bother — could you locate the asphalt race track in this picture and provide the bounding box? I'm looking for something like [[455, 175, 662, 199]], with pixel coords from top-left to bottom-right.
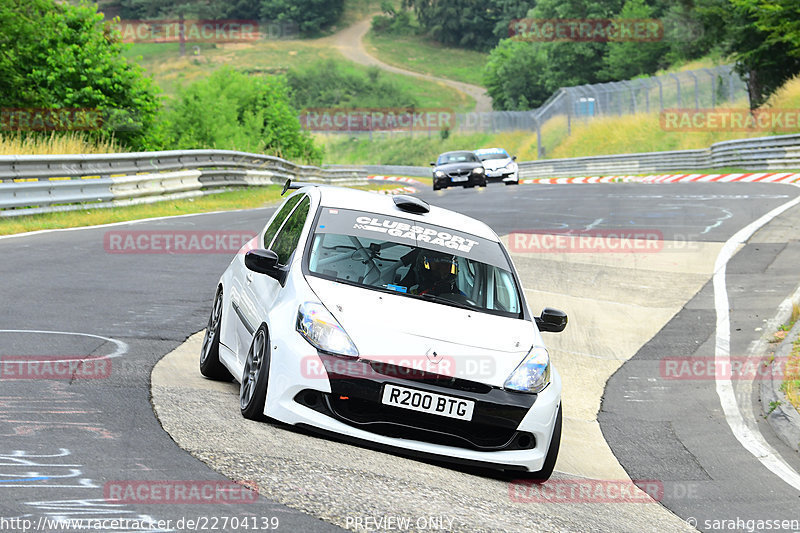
[[2, 181, 800, 532]]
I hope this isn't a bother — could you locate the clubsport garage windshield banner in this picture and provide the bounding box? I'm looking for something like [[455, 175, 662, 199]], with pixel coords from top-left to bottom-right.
[[314, 208, 508, 268]]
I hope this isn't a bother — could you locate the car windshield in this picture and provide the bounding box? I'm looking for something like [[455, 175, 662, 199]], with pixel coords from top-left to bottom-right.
[[477, 151, 509, 161], [437, 152, 479, 165], [306, 208, 523, 318]]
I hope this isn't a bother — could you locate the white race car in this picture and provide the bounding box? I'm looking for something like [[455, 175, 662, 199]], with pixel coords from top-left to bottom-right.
[[200, 183, 566, 478], [474, 147, 519, 185]]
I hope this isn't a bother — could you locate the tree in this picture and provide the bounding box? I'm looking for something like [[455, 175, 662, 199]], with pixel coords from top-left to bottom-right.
[[603, 0, 670, 79], [259, 0, 344, 36], [406, 0, 535, 51], [483, 39, 551, 109], [160, 67, 321, 163], [700, 0, 800, 108], [0, 0, 161, 149]]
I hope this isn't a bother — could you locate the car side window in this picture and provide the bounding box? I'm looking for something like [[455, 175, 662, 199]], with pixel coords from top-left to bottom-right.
[[263, 194, 302, 249], [270, 196, 311, 265]]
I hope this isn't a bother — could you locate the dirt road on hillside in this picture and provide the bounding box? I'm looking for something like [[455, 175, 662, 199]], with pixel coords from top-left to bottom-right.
[[327, 18, 492, 112]]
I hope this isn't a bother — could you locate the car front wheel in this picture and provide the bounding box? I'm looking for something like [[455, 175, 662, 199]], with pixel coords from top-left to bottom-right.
[[199, 286, 232, 381], [240, 325, 270, 420]]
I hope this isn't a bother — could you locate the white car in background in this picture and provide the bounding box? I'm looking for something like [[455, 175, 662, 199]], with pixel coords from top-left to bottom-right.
[[474, 147, 519, 185], [199, 183, 566, 478]]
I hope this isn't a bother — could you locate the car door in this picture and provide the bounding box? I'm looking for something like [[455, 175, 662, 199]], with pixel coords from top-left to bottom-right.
[[230, 194, 302, 357], [236, 194, 311, 366]]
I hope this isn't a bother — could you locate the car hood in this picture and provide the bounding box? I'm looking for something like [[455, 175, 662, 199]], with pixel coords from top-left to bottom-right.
[[306, 276, 536, 387], [481, 158, 513, 171]]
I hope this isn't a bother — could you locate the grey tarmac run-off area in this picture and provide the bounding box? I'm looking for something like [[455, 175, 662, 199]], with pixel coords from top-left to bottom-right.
[[2, 181, 800, 532]]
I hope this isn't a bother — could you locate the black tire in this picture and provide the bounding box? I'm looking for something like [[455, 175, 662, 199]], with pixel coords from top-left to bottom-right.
[[433, 184, 441, 191], [527, 404, 562, 482], [199, 286, 233, 380], [480, 180, 487, 187], [240, 324, 270, 420]]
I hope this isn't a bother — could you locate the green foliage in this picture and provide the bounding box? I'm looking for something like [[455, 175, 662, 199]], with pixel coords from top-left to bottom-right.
[[372, 9, 417, 35], [726, 0, 800, 107], [406, 0, 535, 51], [483, 39, 550, 110], [0, 0, 161, 150], [159, 67, 321, 163], [115, 0, 342, 34], [602, 0, 670, 79], [116, 0, 262, 19], [259, 0, 344, 35], [286, 60, 419, 109]]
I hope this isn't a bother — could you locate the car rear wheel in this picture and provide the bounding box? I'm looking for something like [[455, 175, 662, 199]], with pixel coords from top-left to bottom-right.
[[199, 287, 232, 381], [526, 404, 561, 481], [240, 325, 270, 420]]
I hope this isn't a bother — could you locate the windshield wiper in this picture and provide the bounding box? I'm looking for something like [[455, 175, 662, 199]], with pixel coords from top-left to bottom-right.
[[414, 292, 474, 311]]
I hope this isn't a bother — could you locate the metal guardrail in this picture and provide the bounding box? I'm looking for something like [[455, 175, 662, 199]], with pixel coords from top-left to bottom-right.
[[3, 133, 799, 216], [0, 150, 367, 217], [517, 133, 800, 179]]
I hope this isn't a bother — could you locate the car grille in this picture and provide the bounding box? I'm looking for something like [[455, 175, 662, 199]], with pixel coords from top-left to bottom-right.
[[294, 389, 536, 452], [447, 169, 471, 178], [365, 361, 493, 394]]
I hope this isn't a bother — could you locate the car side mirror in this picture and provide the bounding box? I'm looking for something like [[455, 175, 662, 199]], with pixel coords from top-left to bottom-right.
[[512, 155, 517, 161], [430, 162, 436, 166], [535, 307, 567, 333], [245, 249, 287, 285]]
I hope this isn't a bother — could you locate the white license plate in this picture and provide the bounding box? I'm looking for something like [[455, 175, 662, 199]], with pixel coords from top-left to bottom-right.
[[381, 384, 474, 421], [451, 176, 468, 182]]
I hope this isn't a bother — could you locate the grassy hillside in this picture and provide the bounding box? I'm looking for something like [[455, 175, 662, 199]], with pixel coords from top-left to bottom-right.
[[122, 39, 472, 111], [319, 116, 567, 165], [323, 76, 800, 165], [364, 31, 490, 85]]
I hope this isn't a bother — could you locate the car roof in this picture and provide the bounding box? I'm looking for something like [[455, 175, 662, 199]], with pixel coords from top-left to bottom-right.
[[438, 150, 475, 156], [304, 186, 500, 242]]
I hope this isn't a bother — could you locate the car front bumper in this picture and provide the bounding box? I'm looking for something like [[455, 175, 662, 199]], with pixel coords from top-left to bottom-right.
[[264, 333, 562, 472], [486, 169, 519, 182], [434, 173, 485, 189]]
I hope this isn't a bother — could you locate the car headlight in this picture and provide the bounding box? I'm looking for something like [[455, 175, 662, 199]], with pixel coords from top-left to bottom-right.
[[504, 346, 550, 393], [506, 162, 518, 171], [473, 167, 485, 174], [434, 170, 445, 178], [296, 302, 358, 357]]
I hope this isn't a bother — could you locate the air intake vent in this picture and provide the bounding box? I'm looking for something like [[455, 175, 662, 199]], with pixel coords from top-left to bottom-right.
[[392, 195, 430, 214]]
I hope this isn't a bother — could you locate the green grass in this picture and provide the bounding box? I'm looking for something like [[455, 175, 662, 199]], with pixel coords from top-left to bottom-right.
[[320, 116, 567, 165], [0, 182, 395, 236], [339, 0, 384, 28], [122, 40, 471, 110], [364, 31, 490, 85]]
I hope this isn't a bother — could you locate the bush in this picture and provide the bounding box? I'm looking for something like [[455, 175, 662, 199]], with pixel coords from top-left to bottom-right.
[[159, 67, 321, 163], [371, 10, 417, 36], [0, 0, 161, 151], [287, 60, 419, 109]]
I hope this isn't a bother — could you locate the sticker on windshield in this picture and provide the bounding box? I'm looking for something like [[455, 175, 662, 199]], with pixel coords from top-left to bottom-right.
[[353, 216, 479, 253]]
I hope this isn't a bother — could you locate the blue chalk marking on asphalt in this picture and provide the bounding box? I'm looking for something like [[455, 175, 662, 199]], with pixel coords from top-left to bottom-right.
[[0, 477, 50, 482]]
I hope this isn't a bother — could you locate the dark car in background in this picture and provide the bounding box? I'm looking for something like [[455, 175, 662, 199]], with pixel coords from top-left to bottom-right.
[[431, 151, 487, 191]]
